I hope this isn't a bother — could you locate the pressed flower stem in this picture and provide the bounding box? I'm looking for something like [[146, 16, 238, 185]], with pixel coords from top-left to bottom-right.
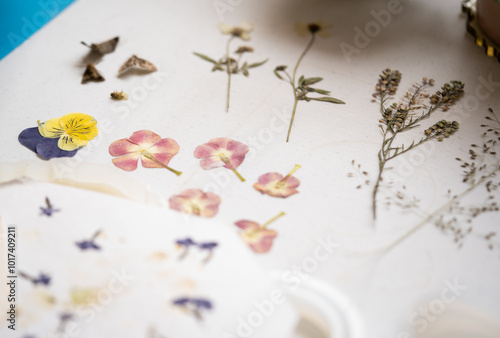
[[142, 151, 182, 176], [231, 168, 245, 182], [276, 164, 302, 188], [286, 33, 316, 142], [261, 211, 286, 229], [226, 36, 234, 112]]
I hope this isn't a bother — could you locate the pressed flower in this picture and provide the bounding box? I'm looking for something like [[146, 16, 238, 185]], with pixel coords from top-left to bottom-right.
[[109, 130, 182, 176], [173, 297, 213, 321], [194, 138, 249, 182], [76, 230, 101, 251], [40, 197, 60, 216], [218, 22, 253, 41], [176, 237, 197, 260], [19, 271, 51, 286], [235, 212, 285, 253], [169, 189, 221, 218], [254, 164, 301, 198], [19, 127, 78, 160], [38, 113, 99, 151], [295, 22, 332, 38], [198, 241, 218, 264]]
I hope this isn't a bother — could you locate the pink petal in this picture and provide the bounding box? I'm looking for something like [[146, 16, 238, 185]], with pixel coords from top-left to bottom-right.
[[109, 138, 141, 156], [127, 130, 162, 149], [284, 176, 300, 189], [257, 172, 283, 184], [141, 153, 174, 168], [200, 203, 220, 217], [176, 188, 204, 200], [226, 139, 249, 155], [168, 195, 185, 212], [251, 232, 277, 253], [235, 220, 259, 230], [199, 157, 224, 170], [111, 153, 140, 171], [194, 143, 217, 159], [148, 138, 180, 156]]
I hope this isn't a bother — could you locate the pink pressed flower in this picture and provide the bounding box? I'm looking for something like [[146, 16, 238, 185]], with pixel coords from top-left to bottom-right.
[[194, 137, 249, 182], [235, 212, 285, 253], [254, 164, 301, 198], [109, 130, 182, 175], [169, 189, 221, 218]]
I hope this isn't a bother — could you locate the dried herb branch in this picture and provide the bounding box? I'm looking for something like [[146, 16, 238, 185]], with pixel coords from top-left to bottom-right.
[[372, 109, 500, 253], [194, 23, 267, 112], [371, 68, 464, 220], [274, 23, 345, 142]]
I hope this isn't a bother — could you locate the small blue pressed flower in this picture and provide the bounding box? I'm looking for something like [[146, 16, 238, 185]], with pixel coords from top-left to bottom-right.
[[172, 297, 213, 321], [40, 197, 60, 217], [197, 242, 218, 264], [176, 237, 197, 260], [76, 230, 102, 251], [19, 271, 51, 286]]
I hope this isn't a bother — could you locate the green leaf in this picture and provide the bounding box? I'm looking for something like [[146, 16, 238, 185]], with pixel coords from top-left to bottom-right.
[[247, 59, 268, 68], [193, 52, 217, 64], [303, 77, 323, 85], [274, 69, 284, 80], [308, 97, 345, 104], [309, 88, 331, 95], [298, 75, 305, 87], [242, 68, 249, 77], [211, 64, 224, 72]]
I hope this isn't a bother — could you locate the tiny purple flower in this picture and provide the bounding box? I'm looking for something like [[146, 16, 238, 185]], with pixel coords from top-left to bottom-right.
[[40, 197, 60, 216], [76, 229, 102, 251]]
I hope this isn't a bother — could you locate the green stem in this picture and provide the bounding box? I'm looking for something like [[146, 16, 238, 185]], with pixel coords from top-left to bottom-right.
[[231, 168, 245, 182], [226, 36, 234, 112], [261, 211, 286, 228], [142, 151, 182, 176], [286, 33, 316, 142]]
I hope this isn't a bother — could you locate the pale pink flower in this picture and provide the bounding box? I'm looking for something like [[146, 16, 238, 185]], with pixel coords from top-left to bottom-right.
[[109, 130, 182, 175], [169, 189, 221, 218], [235, 212, 285, 253], [194, 137, 249, 182], [254, 165, 301, 198]]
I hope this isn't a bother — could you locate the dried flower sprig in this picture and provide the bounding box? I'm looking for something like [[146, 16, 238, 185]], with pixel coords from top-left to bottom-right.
[[75, 229, 102, 251], [175, 237, 219, 264], [194, 23, 267, 112], [371, 109, 500, 253], [19, 271, 51, 286], [274, 23, 344, 142], [371, 69, 464, 220], [40, 197, 60, 216], [235, 212, 285, 253]]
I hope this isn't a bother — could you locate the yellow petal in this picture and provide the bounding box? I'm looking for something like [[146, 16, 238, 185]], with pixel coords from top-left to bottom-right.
[[218, 23, 233, 35], [58, 113, 99, 141], [38, 117, 65, 139], [294, 22, 309, 37], [58, 134, 88, 151], [239, 22, 254, 33]]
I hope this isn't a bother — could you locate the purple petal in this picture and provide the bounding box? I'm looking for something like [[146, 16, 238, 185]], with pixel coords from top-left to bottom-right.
[[36, 137, 78, 160], [18, 127, 43, 152]]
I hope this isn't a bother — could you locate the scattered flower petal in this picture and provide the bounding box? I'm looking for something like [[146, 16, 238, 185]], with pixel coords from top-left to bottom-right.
[[254, 164, 301, 198], [19, 271, 51, 286], [40, 197, 60, 216], [235, 212, 285, 253], [173, 297, 213, 321], [76, 230, 102, 251], [38, 113, 99, 151], [109, 130, 182, 175], [169, 189, 221, 218], [194, 137, 249, 182]]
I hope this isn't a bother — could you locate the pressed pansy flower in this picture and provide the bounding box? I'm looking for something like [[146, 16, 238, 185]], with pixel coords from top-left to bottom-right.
[[109, 130, 182, 175], [40, 197, 60, 216], [38, 113, 99, 151], [194, 138, 249, 182], [295, 22, 332, 38], [169, 189, 221, 218], [218, 22, 253, 41], [173, 297, 213, 321], [254, 164, 301, 198], [75, 229, 101, 251], [19, 271, 51, 286], [235, 212, 285, 253]]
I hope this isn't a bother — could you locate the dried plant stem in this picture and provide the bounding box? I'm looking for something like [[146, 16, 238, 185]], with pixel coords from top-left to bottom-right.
[[286, 33, 316, 142], [143, 151, 182, 176], [226, 36, 234, 112], [261, 211, 286, 228], [374, 163, 499, 254], [231, 168, 245, 182]]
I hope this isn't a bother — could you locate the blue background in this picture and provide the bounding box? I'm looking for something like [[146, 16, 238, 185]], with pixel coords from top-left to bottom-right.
[[0, 0, 76, 60]]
